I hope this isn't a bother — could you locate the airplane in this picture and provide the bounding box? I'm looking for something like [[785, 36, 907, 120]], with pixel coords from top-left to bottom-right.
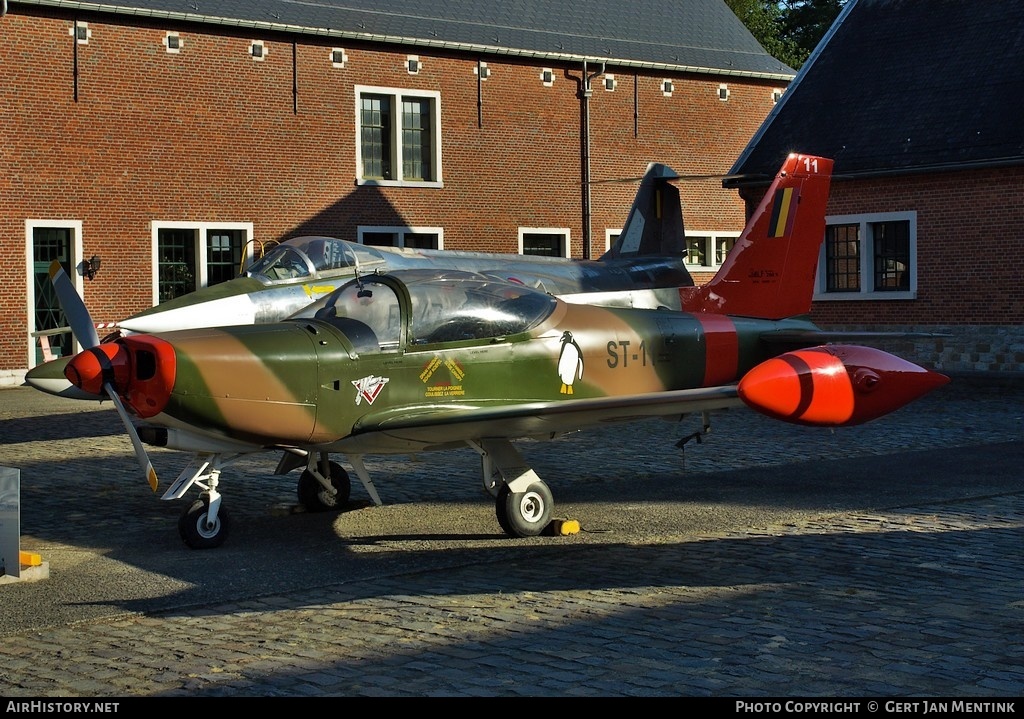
[[37, 153, 951, 549], [26, 161, 699, 399]]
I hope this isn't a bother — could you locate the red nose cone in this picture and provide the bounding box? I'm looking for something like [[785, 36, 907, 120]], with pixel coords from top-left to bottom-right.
[[64, 337, 176, 418], [739, 345, 949, 427], [65, 344, 130, 398]]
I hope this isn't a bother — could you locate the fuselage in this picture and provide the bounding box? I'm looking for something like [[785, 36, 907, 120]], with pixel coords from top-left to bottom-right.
[[85, 271, 805, 454]]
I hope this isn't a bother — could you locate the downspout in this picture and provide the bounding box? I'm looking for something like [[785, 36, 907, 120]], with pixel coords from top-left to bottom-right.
[[579, 59, 604, 259]]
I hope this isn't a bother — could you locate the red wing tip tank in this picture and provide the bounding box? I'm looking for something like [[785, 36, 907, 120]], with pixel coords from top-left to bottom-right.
[[737, 345, 949, 426]]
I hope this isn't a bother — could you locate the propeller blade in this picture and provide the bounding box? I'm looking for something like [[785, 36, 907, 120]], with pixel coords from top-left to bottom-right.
[[46, 261, 158, 491], [49, 260, 99, 349], [104, 382, 159, 492]]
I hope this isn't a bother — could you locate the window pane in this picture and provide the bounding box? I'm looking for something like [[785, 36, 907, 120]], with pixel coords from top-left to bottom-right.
[[522, 233, 563, 257], [716, 237, 735, 264], [403, 232, 438, 249], [207, 230, 246, 286], [32, 227, 73, 362], [360, 94, 392, 180], [872, 220, 910, 291], [158, 229, 197, 302], [362, 232, 399, 247], [401, 97, 432, 181], [686, 236, 708, 265], [825, 224, 860, 292]]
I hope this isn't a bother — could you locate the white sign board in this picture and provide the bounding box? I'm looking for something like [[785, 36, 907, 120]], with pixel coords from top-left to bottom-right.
[[0, 468, 20, 580]]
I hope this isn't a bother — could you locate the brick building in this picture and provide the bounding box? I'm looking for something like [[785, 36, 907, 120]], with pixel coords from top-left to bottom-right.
[[1, 0, 792, 386], [729, 0, 1024, 376]]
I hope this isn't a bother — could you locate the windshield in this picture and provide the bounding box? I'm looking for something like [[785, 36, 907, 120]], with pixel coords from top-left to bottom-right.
[[246, 236, 387, 283]]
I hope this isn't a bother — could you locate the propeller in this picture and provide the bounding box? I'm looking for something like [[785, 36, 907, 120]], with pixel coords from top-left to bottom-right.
[[48, 261, 159, 491]]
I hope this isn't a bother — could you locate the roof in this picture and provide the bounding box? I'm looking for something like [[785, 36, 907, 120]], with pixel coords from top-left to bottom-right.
[[729, 0, 1024, 183], [9, 0, 794, 79]]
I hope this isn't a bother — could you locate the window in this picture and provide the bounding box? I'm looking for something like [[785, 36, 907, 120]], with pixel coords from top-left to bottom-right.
[[71, 22, 90, 44], [718, 84, 730, 101], [358, 226, 443, 250], [604, 75, 617, 92], [356, 86, 442, 187], [331, 48, 348, 67], [152, 222, 254, 303], [772, 88, 784, 104], [476, 62, 491, 79], [519, 229, 570, 258], [541, 69, 554, 86], [164, 33, 182, 53], [27, 220, 83, 366], [407, 56, 421, 74], [683, 232, 738, 268], [662, 79, 674, 96], [250, 41, 266, 60], [817, 212, 916, 299]]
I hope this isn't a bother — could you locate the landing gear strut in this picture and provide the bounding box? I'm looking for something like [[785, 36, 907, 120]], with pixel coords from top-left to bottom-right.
[[297, 455, 352, 511], [470, 439, 553, 537]]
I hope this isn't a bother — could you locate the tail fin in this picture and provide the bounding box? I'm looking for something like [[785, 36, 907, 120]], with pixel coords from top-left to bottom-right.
[[681, 153, 833, 319], [600, 163, 685, 259]]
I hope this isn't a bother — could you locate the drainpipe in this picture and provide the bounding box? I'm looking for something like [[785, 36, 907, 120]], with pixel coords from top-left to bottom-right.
[[579, 59, 605, 259]]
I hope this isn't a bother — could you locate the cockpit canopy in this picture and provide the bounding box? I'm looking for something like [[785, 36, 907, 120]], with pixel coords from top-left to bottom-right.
[[292, 270, 558, 350], [246, 236, 389, 283]]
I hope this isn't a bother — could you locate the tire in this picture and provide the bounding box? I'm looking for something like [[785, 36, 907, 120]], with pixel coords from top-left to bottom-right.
[[495, 480, 552, 537], [297, 460, 351, 512], [178, 498, 230, 549]]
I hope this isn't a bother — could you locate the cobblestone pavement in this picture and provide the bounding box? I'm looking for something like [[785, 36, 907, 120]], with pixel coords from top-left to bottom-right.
[[0, 377, 1022, 697]]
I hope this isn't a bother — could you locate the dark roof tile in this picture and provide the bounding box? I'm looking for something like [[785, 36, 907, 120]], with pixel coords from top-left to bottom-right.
[[11, 0, 793, 78], [731, 0, 1024, 180]]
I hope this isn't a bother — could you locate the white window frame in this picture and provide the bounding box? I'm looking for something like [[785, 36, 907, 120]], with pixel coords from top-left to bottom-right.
[[70, 22, 91, 44], [355, 85, 443, 188], [150, 221, 254, 305], [357, 226, 445, 249], [24, 219, 84, 369], [330, 48, 348, 68], [604, 229, 619, 254], [814, 211, 917, 301], [518, 227, 571, 258], [164, 32, 182, 54], [683, 231, 740, 269]]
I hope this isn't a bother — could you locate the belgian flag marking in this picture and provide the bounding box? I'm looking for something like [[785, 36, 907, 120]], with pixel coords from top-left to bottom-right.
[[768, 187, 797, 238]]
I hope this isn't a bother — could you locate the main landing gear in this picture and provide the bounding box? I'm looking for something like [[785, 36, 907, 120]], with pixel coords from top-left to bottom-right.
[[297, 457, 352, 512], [468, 438, 554, 538], [165, 440, 555, 548]]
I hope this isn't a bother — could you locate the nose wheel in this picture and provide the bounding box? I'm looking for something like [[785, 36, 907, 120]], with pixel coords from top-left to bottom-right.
[[178, 493, 231, 549]]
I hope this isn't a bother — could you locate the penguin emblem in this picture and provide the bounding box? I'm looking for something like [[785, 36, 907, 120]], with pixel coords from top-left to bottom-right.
[[557, 330, 584, 394]]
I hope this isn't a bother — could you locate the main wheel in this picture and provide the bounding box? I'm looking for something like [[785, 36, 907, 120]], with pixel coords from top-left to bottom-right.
[[179, 498, 231, 549], [297, 460, 351, 512], [495, 480, 553, 537]]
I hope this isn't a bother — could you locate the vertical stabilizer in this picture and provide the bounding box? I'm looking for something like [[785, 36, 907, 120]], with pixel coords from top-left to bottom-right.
[[601, 163, 685, 259], [681, 153, 833, 319]]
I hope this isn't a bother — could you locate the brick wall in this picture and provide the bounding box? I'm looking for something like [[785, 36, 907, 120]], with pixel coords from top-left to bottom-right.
[[0, 8, 780, 378], [809, 168, 1024, 374]]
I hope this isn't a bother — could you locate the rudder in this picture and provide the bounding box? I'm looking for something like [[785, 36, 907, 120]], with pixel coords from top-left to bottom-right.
[[680, 153, 833, 319]]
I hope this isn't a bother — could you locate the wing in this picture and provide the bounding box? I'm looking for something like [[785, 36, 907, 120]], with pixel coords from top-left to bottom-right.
[[333, 386, 743, 454]]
